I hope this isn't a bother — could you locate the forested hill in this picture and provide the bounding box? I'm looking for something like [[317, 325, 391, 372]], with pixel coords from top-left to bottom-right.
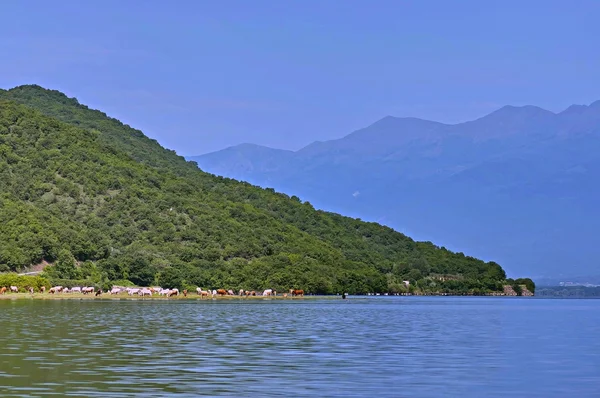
[[0, 85, 197, 175], [0, 85, 517, 294]]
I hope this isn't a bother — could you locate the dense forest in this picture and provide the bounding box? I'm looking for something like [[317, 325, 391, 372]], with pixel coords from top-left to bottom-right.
[[0, 85, 531, 294]]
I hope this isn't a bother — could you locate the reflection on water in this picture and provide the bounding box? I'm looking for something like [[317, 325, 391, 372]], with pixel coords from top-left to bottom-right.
[[0, 297, 598, 397]]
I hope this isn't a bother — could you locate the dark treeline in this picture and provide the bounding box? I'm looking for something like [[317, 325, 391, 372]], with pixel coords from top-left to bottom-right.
[[0, 85, 528, 294]]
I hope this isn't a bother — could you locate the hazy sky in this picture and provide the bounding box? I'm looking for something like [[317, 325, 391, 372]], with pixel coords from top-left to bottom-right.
[[1, 0, 599, 155]]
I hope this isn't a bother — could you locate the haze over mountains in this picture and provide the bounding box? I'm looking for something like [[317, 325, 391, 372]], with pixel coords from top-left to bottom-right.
[[189, 101, 600, 279]]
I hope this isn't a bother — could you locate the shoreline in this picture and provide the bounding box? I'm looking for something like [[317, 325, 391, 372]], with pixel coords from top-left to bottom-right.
[[0, 292, 533, 301], [0, 292, 329, 301]]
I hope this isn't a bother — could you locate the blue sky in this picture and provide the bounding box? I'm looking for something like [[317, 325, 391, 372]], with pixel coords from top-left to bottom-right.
[[1, 0, 599, 155]]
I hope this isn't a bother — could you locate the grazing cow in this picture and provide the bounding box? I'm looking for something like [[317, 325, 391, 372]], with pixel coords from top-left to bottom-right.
[[168, 289, 179, 297], [0, 287, 6, 295], [27, 286, 34, 294], [41, 286, 46, 293], [71, 287, 82, 294], [53, 286, 63, 293], [127, 288, 140, 296], [10, 286, 18, 293], [139, 288, 152, 297], [82, 287, 94, 294], [158, 289, 170, 296], [110, 287, 122, 295], [212, 290, 217, 296], [95, 289, 102, 296], [262, 289, 273, 296], [290, 289, 305, 297], [216, 289, 227, 296], [239, 289, 245, 296], [283, 293, 288, 298], [183, 289, 188, 297], [227, 289, 235, 296]]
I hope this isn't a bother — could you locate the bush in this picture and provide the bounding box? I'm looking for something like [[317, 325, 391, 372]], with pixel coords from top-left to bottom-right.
[[110, 279, 136, 287], [46, 278, 96, 288], [515, 278, 536, 293], [0, 273, 50, 291]]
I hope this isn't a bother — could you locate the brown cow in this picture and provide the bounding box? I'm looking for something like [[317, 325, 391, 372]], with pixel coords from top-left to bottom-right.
[[0, 287, 6, 295], [95, 289, 102, 296], [216, 289, 227, 296], [168, 290, 178, 297], [291, 289, 304, 297], [183, 289, 188, 297]]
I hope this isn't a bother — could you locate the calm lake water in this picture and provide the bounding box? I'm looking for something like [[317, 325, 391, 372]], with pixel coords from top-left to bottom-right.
[[0, 297, 598, 397]]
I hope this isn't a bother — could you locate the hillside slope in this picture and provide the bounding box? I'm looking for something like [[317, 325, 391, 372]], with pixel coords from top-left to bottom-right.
[[190, 101, 600, 277], [0, 85, 513, 294]]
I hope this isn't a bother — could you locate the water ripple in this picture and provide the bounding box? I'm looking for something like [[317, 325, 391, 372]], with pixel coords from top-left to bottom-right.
[[0, 298, 598, 397]]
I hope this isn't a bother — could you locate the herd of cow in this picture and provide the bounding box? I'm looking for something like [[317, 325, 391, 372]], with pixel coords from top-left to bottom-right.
[[0, 285, 101, 296], [0, 285, 306, 298]]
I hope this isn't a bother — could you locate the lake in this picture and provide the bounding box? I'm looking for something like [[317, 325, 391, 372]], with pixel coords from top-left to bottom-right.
[[0, 297, 598, 397]]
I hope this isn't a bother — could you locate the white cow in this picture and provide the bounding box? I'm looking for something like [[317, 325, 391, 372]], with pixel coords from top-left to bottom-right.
[[139, 288, 152, 297], [110, 287, 122, 295], [10, 286, 18, 293], [71, 287, 82, 294], [127, 288, 140, 296], [262, 289, 273, 296], [158, 289, 170, 296], [82, 287, 95, 294]]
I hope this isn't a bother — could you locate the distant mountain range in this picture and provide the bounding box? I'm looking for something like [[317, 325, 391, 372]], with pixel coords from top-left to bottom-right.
[[188, 101, 600, 278]]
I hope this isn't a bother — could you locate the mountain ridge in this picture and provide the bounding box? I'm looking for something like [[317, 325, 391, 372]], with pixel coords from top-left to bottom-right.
[[189, 99, 600, 277], [190, 101, 600, 160]]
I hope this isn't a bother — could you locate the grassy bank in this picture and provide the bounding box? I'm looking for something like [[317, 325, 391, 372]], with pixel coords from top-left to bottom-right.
[[0, 292, 328, 301]]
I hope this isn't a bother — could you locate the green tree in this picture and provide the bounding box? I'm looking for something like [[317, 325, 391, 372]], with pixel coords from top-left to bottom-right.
[[53, 249, 79, 279]]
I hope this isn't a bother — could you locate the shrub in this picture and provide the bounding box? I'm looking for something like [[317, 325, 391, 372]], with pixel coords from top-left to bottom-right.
[[46, 278, 96, 289], [0, 273, 50, 291]]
